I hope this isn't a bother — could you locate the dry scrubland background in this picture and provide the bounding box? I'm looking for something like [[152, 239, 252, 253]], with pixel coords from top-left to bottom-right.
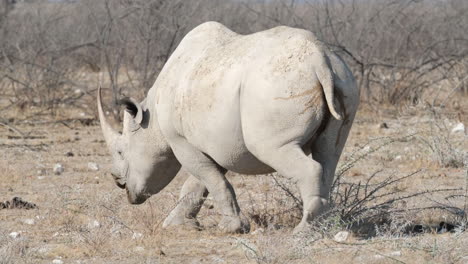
[[0, 0, 467, 263]]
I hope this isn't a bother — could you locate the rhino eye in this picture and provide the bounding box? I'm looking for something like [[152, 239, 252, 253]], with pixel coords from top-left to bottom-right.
[[117, 151, 122, 156]]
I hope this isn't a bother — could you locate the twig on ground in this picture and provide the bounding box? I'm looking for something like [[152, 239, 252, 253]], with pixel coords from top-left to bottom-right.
[[0, 120, 26, 139]]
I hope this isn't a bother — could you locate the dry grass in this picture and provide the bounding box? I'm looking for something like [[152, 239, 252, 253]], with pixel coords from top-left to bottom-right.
[[0, 96, 467, 263]]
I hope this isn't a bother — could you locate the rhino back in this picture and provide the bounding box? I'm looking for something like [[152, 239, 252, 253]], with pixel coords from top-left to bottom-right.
[[154, 23, 330, 173]]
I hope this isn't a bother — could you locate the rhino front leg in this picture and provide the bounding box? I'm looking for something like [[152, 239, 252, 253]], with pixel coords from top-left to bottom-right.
[[163, 174, 208, 230], [169, 139, 250, 233]]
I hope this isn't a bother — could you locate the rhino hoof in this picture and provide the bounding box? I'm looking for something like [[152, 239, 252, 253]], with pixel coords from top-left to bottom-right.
[[293, 221, 311, 234], [219, 216, 250, 234], [162, 215, 202, 231]]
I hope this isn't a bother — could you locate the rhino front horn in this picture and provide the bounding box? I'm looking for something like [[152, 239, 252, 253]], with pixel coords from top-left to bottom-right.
[[97, 87, 121, 150]]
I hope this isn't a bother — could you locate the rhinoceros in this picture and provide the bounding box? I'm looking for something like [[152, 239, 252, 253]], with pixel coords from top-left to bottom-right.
[[98, 22, 360, 233]]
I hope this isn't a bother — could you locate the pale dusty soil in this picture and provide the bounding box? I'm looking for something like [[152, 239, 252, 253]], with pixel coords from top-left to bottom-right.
[[0, 103, 467, 264]]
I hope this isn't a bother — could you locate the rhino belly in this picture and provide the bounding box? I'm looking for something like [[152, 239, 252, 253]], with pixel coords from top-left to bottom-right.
[[213, 147, 275, 175], [185, 116, 274, 175]]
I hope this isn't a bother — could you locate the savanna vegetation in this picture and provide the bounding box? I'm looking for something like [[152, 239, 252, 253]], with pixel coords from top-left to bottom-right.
[[0, 0, 466, 263]]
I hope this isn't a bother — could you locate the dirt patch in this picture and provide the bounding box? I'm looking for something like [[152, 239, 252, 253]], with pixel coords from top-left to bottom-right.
[[0, 102, 466, 263]]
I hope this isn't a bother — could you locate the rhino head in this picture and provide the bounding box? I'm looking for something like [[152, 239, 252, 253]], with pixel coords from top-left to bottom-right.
[[97, 87, 180, 204]]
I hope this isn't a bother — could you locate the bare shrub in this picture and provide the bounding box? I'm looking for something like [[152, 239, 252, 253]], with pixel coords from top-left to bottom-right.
[[321, 134, 465, 237], [241, 175, 302, 230], [240, 0, 468, 105], [242, 134, 465, 240], [417, 110, 466, 168], [234, 134, 466, 263], [1, 0, 467, 115], [240, 135, 417, 235], [0, 1, 92, 115]]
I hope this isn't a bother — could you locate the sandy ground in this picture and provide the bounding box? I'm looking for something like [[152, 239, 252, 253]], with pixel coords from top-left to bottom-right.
[[0, 102, 467, 263]]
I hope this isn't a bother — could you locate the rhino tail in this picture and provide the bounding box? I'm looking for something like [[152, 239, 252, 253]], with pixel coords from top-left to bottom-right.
[[316, 56, 343, 120]]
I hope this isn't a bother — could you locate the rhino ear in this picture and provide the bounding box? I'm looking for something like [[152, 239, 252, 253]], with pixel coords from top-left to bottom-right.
[[118, 97, 143, 124]]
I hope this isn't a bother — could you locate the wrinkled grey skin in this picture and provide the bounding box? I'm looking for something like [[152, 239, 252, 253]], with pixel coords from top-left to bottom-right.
[[98, 22, 360, 233]]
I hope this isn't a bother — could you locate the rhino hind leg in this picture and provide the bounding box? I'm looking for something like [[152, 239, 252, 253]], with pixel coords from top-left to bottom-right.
[[163, 174, 208, 230], [169, 138, 250, 234], [247, 143, 329, 233]]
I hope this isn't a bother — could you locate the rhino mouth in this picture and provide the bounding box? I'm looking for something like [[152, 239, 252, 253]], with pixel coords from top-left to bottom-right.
[[126, 188, 148, 204]]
